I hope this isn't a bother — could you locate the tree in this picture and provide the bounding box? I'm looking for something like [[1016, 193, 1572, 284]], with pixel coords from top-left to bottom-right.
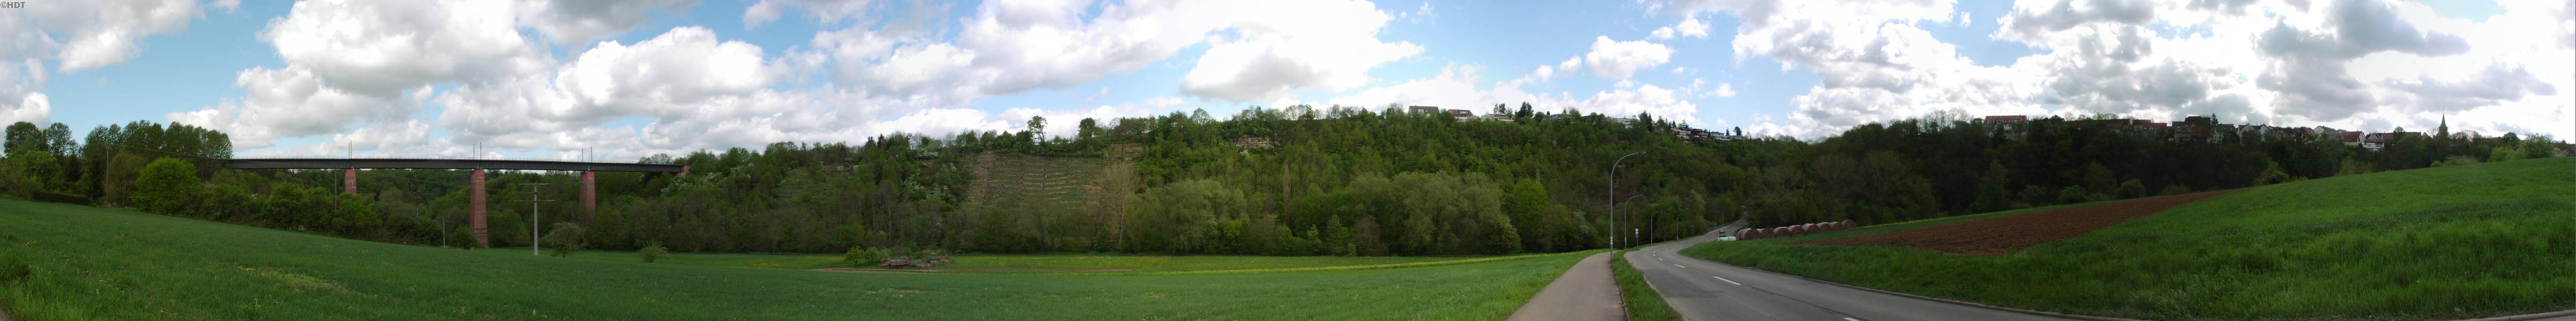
[[3, 122, 36, 156], [132, 157, 200, 215], [1026, 116, 1047, 139], [544, 222, 587, 257], [1076, 118, 1100, 141]]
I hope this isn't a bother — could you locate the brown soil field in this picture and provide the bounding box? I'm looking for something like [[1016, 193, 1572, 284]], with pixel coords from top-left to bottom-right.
[[1794, 189, 2238, 255]]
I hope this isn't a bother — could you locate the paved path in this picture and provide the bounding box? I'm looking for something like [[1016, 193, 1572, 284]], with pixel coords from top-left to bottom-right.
[[1507, 251, 1621, 321], [1628, 227, 2076, 321]]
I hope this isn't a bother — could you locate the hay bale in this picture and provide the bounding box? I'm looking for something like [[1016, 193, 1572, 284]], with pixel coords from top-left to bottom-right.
[[1840, 220, 1857, 230]]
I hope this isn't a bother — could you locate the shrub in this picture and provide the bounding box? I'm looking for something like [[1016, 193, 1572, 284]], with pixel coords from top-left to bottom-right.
[[844, 246, 890, 267], [543, 222, 586, 257], [2116, 179, 2146, 200], [31, 190, 88, 204], [2434, 155, 2482, 167], [638, 242, 670, 263], [132, 157, 201, 215], [2159, 184, 2194, 196], [2057, 185, 2092, 204]]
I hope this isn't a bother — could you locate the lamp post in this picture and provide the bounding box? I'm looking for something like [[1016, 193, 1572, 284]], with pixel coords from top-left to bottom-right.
[[1624, 194, 1645, 247], [1609, 151, 1645, 249]]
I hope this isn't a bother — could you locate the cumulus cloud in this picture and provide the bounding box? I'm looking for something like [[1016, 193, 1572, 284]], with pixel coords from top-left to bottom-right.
[[1580, 36, 1673, 79], [0, 59, 44, 125], [744, 0, 881, 29], [0, 0, 220, 126], [261, 0, 549, 97], [514, 0, 701, 44], [1651, 15, 1711, 40], [807, 0, 1420, 105], [1675, 0, 2033, 138], [14, 0, 204, 72], [1178, 1, 1422, 101]]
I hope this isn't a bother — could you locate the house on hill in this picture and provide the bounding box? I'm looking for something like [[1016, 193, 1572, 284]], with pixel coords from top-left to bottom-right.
[[1446, 109, 1477, 121], [2362, 132, 2407, 150], [1409, 105, 1441, 114]]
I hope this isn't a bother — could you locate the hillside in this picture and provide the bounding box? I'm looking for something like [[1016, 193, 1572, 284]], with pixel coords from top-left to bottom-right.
[[1680, 157, 2575, 320], [0, 198, 1584, 320]]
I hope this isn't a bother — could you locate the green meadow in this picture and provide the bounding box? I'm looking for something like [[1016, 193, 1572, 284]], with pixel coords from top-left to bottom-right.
[[0, 198, 1587, 320], [1683, 157, 2576, 320]]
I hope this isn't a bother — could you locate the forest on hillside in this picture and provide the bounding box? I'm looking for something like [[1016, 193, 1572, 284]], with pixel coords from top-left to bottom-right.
[[0, 105, 2559, 256]]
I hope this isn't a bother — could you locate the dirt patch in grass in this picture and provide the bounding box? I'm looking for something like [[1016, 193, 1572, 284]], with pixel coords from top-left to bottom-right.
[[1795, 189, 2239, 255], [811, 267, 1133, 274]]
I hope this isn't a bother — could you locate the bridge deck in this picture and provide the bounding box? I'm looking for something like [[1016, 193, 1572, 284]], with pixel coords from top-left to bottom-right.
[[224, 158, 685, 172]]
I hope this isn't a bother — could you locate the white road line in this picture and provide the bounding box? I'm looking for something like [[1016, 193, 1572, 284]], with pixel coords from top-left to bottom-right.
[[1673, 264, 1686, 268], [1843, 318, 1863, 321], [1712, 275, 1743, 285]]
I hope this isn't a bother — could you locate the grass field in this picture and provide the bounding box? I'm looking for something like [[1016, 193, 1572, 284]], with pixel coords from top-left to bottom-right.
[[554, 249, 1500, 273], [0, 199, 1586, 320], [1681, 157, 2576, 320]]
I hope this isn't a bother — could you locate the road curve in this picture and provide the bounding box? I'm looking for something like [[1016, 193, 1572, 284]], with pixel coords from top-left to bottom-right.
[[1624, 223, 2072, 321]]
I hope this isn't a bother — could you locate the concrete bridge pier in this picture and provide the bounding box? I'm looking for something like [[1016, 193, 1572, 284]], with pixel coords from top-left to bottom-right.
[[581, 171, 596, 223], [470, 169, 488, 248]]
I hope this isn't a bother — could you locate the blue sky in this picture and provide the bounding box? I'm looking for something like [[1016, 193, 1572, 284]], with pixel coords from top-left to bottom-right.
[[1, 0, 2566, 160]]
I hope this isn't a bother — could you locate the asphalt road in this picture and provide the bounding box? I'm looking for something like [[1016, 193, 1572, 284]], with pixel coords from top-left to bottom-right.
[[1624, 223, 2071, 321]]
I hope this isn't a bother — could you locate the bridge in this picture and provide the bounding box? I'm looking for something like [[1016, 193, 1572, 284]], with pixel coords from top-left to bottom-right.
[[224, 157, 688, 248]]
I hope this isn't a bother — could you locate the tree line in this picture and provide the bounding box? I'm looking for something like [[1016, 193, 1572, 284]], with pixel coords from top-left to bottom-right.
[[4, 107, 2556, 256]]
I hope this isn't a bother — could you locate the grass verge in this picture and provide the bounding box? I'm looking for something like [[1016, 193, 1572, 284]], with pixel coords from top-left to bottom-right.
[[1609, 251, 1680, 321], [0, 198, 1586, 320], [1680, 157, 2576, 320]]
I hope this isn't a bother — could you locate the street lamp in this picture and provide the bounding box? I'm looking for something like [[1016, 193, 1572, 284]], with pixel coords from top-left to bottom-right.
[[1609, 150, 1645, 249], [1624, 194, 1645, 246]]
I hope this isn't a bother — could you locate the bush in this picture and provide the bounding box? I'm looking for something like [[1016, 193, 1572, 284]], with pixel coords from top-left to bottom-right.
[[2057, 185, 2093, 204], [2115, 179, 2147, 200], [31, 190, 88, 204], [198, 184, 253, 220], [543, 222, 586, 257], [2434, 155, 2482, 167], [844, 246, 890, 267], [2159, 184, 2194, 196], [132, 157, 201, 215], [638, 242, 670, 263]]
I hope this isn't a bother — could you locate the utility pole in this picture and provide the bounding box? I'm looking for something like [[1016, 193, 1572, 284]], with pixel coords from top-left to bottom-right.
[[1609, 151, 1646, 249], [520, 183, 555, 256], [1624, 194, 1646, 246]]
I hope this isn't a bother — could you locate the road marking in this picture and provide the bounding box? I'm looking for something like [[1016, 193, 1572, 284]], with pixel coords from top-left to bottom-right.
[[1673, 264, 1685, 268], [1843, 318, 1863, 321], [1712, 275, 1743, 285]]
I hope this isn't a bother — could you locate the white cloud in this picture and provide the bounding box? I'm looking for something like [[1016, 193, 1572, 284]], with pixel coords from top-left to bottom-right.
[[0, 59, 44, 125], [1653, 15, 1711, 40], [1179, 1, 1422, 101], [1581, 36, 1673, 79], [1713, 82, 1736, 97], [260, 0, 549, 97], [18, 0, 204, 72], [514, 0, 701, 44], [744, 0, 880, 29]]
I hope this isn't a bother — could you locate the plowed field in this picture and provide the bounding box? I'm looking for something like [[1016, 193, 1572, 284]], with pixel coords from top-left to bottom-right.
[[1795, 189, 2238, 255]]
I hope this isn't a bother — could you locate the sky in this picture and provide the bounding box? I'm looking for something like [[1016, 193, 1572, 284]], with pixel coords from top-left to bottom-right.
[[0, 0, 2568, 160]]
